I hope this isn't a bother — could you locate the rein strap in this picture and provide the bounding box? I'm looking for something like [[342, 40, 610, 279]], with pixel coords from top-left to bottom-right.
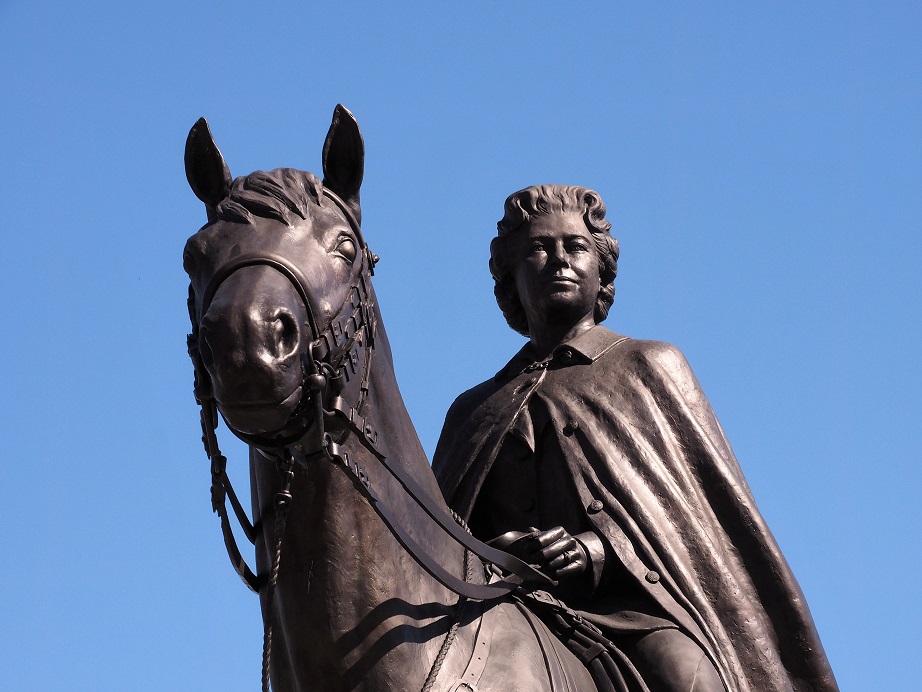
[[325, 396, 555, 596], [187, 185, 550, 605]]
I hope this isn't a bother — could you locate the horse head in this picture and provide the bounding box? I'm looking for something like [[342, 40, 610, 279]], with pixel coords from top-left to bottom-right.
[[183, 105, 373, 441]]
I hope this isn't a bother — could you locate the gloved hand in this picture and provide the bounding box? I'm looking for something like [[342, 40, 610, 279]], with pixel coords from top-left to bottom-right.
[[489, 526, 588, 580]]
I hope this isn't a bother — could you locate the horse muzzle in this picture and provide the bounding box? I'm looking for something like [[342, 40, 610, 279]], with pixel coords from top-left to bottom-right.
[[198, 266, 311, 435]]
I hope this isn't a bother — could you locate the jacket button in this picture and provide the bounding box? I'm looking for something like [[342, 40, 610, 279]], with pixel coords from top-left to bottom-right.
[[558, 349, 574, 364], [563, 419, 579, 435], [645, 570, 660, 584], [587, 499, 604, 513]]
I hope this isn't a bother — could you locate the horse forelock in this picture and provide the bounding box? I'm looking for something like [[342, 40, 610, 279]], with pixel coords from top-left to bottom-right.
[[215, 168, 326, 227]]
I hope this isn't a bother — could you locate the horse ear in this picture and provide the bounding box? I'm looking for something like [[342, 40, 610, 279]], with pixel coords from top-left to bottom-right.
[[185, 117, 232, 222], [322, 104, 364, 224]]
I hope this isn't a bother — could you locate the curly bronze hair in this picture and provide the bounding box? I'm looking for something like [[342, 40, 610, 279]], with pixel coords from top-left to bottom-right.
[[489, 185, 619, 337]]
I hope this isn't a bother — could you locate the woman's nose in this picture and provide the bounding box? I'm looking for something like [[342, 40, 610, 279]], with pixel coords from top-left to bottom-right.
[[548, 242, 570, 267]]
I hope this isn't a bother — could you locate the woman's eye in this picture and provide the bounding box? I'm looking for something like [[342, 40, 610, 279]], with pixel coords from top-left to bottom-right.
[[335, 237, 357, 261]]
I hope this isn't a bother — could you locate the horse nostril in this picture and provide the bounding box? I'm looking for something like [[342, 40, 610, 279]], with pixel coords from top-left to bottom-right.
[[273, 311, 299, 359]]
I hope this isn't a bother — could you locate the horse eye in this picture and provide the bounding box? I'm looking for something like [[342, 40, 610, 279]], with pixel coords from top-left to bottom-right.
[[335, 237, 357, 261]]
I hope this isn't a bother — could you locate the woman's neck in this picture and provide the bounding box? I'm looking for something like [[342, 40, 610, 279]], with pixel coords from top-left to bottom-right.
[[527, 314, 596, 360]]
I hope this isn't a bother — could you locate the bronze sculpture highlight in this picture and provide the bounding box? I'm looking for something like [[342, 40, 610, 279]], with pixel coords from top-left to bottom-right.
[[183, 106, 599, 691], [184, 107, 836, 691], [432, 186, 838, 691]]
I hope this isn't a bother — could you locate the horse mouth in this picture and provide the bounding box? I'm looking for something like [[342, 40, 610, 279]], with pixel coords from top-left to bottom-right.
[[216, 384, 305, 435]]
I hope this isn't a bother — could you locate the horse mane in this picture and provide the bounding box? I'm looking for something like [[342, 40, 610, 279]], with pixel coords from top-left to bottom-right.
[[215, 168, 325, 226]]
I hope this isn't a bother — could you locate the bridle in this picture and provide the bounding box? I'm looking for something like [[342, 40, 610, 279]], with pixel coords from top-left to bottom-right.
[[185, 188, 552, 689], [186, 187, 377, 586], [191, 188, 376, 449]]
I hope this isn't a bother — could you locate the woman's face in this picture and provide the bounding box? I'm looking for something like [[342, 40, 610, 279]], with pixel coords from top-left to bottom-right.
[[511, 211, 600, 331]]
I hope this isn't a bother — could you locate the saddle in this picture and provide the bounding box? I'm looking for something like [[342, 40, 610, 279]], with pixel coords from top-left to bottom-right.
[[518, 590, 650, 692]]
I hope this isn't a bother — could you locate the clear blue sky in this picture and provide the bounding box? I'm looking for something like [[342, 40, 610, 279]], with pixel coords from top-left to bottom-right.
[[1, 2, 919, 689]]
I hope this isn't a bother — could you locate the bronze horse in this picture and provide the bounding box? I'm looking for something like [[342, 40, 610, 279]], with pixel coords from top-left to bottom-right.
[[183, 106, 597, 691]]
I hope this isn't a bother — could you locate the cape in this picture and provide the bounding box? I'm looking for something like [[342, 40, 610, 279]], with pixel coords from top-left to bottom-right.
[[432, 326, 837, 692]]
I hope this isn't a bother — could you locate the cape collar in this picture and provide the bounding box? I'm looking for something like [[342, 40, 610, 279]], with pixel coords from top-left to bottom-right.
[[494, 325, 628, 382]]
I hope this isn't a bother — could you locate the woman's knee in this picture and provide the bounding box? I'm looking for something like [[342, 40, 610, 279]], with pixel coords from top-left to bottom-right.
[[631, 628, 724, 692]]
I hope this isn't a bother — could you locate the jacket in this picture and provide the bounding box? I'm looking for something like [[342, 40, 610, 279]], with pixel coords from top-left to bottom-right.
[[433, 325, 837, 692]]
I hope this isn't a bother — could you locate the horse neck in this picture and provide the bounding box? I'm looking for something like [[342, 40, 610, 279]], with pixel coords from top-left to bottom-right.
[[267, 296, 469, 689], [334, 297, 465, 577], [355, 298, 444, 502]]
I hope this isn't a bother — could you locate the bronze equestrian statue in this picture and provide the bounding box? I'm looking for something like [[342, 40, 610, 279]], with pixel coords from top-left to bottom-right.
[[183, 106, 836, 691], [432, 185, 838, 691]]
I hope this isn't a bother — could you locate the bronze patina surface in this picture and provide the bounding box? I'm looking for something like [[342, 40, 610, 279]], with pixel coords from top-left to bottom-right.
[[184, 109, 836, 691]]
